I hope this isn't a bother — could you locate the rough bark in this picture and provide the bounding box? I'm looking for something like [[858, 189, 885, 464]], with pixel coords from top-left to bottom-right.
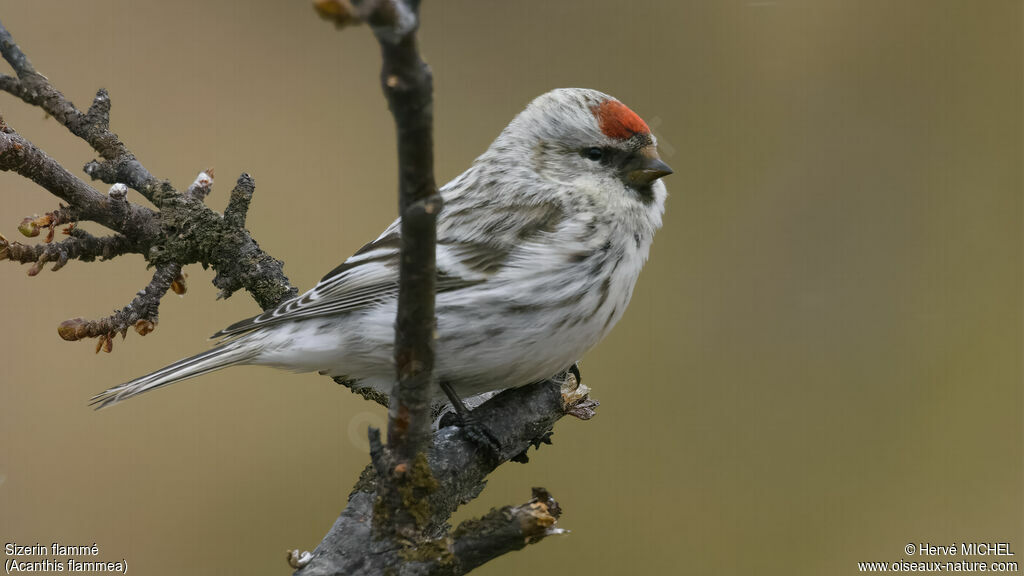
[[361, 0, 445, 542], [293, 377, 591, 576], [0, 21, 297, 341]]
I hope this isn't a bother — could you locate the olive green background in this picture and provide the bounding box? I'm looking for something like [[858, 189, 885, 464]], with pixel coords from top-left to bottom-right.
[[1, 1, 1020, 574]]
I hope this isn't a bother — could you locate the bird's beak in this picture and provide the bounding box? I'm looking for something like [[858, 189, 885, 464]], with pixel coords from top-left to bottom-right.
[[626, 147, 673, 187]]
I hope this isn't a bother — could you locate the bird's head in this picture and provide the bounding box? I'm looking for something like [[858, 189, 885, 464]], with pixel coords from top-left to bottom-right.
[[486, 88, 672, 207]]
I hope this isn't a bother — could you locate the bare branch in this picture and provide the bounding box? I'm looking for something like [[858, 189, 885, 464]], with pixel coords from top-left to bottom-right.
[[362, 0, 441, 463], [449, 487, 564, 573], [183, 169, 214, 201], [223, 173, 255, 229], [294, 376, 591, 575], [0, 28, 35, 77], [0, 21, 297, 346], [0, 228, 135, 274], [0, 126, 159, 239], [0, 112, 295, 320], [17, 204, 78, 243], [319, 0, 445, 542], [55, 263, 182, 352], [0, 21, 165, 203]]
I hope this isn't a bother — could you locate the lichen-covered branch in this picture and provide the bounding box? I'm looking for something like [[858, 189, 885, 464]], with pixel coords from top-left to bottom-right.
[[56, 263, 183, 353], [223, 173, 255, 229], [0, 125, 159, 239], [0, 20, 297, 347], [0, 23, 162, 203], [0, 227, 135, 275], [449, 487, 564, 573], [294, 376, 593, 576]]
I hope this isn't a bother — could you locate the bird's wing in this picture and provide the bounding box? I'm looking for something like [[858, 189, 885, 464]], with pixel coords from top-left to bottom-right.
[[212, 190, 566, 339], [211, 226, 399, 338], [435, 188, 567, 275]]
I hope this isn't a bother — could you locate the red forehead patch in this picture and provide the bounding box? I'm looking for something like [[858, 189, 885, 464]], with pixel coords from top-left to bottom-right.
[[591, 99, 650, 140]]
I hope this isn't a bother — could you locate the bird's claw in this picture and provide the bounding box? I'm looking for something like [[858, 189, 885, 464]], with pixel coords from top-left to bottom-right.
[[568, 362, 582, 386], [441, 409, 504, 462], [510, 429, 554, 464]]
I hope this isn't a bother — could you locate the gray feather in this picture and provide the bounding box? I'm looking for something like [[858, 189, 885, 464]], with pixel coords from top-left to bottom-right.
[[90, 341, 257, 409]]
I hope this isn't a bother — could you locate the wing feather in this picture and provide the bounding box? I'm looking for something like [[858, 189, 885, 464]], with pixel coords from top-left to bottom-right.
[[212, 183, 566, 339]]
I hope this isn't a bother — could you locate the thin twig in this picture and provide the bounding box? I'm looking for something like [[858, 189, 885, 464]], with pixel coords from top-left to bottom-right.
[[375, 0, 440, 457], [449, 487, 564, 573], [0, 20, 297, 346], [56, 263, 182, 352], [0, 229, 136, 274], [336, 0, 444, 542], [0, 126, 159, 239], [224, 173, 255, 229], [0, 20, 164, 203]]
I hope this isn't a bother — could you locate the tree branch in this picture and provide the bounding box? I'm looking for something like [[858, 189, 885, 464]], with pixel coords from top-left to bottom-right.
[[0, 126, 159, 239], [0, 22, 163, 203], [449, 487, 564, 573], [55, 263, 183, 353], [323, 0, 444, 543], [0, 227, 135, 275], [294, 376, 593, 575], [378, 0, 439, 464], [0, 20, 297, 347]]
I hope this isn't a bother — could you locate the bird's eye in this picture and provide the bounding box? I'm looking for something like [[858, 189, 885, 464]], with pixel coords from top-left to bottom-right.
[[584, 147, 604, 161]]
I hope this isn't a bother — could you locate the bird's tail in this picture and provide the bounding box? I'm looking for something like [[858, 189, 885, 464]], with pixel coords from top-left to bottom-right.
[[90, 340, 257, 409]]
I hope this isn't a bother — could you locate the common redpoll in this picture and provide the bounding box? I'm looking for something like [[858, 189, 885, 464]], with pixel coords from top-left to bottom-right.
[[91, 88, 671, 408]]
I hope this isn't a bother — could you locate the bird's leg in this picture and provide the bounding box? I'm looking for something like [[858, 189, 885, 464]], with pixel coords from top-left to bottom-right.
[[568, 362, 582, 386], [438, 380, 504, 461], [509, 429, 554, 464], [437, 366, 578, 464], [439, 380, 473, 422]]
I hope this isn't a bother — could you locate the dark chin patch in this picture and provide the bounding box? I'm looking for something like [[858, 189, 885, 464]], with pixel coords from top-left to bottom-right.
[[633, 184, 655, 204]]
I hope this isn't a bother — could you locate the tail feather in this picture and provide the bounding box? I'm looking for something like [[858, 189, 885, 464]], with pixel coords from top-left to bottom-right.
[[90, 342, 256, 409]]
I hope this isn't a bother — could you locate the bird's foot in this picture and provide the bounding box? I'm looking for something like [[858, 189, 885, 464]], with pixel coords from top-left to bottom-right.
[[568, 362, 582, 386], [510, 429, 554, 464], [436, 369, 573, 464], [438, 405, 504, 462], [438, 381, 504, 462]]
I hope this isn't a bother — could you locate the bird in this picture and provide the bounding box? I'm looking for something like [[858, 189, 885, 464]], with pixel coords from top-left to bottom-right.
[[90, 88, 672, 409]]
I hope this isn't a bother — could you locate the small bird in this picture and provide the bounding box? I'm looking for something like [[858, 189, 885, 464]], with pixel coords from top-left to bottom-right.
[[91, 88, 671, 409]]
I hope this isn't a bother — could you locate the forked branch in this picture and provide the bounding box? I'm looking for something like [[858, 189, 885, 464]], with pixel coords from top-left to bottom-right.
[[0, 21, 297, 350]]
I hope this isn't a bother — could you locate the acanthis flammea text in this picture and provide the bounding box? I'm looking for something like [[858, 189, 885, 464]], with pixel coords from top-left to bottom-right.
[[3, 542, 126, 573]]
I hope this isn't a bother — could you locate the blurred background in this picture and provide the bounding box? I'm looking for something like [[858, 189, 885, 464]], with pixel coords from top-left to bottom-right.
[[1, 1, 1020, 574]]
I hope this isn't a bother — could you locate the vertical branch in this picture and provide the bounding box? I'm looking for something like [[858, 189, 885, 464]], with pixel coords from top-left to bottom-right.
[[344, 0, 442, 540], [305, 2, 590, 570], [376, 0, 439, 465]]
